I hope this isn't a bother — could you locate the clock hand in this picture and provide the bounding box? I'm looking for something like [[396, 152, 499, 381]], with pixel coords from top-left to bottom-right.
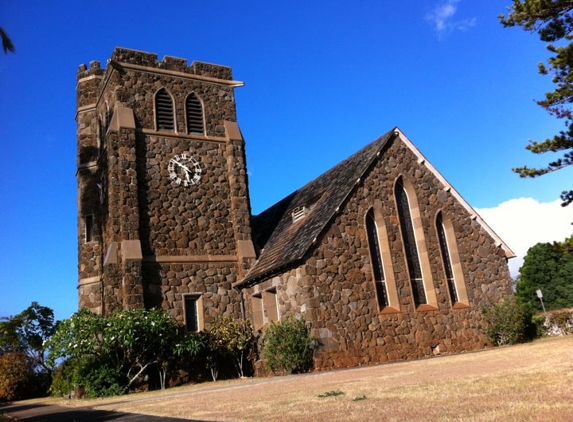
[[174, 161, 192, 174]]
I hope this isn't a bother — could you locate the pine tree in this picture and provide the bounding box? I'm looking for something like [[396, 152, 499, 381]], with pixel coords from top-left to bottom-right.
[[501, 1, 573, 205]]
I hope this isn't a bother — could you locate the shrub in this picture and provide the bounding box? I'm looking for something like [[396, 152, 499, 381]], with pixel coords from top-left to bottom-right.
[[482, 298, 532, 346], [50, 356, 126, 398], [74, 357, 127, 398], [208, 316, 255, 378], [47, 308, 202, 396], [0, 352, 46, 401], [49, 358, 76, 397], [262, 317, 316, 375], [531, 314, 548, 338]]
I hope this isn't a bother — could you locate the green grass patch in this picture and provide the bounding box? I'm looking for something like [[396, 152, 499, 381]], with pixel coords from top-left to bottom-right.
[[317, 390, 345, 398]]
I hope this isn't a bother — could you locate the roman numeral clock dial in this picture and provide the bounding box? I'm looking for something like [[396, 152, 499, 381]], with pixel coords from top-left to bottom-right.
[[167, 153, 202, 187]]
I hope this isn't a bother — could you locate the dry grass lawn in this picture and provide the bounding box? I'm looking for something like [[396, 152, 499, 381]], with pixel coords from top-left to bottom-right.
[[25, 336, 573, 421]]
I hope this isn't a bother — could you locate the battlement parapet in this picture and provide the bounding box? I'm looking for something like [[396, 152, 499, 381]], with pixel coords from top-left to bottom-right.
[[189, 60, 233, 80], [110, 47, 233, 80], [77, 48, 234, 84], [110, 47, 158, 67], [76, 47, 237, 111], [77, 60, 105, 81]]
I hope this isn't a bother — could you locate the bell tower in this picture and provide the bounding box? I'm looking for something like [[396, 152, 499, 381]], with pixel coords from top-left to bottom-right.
[[76, 48, 256, 329]]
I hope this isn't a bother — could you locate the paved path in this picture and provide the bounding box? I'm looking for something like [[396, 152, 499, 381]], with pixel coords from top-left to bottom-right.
[[0, 402, 214, 422]]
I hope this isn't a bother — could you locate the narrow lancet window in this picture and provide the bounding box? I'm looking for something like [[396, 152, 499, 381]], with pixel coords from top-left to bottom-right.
[[85, 214, 94, 243], [437, 212, 459, 304], [366, 208, 389, 308], [155, 88, 175, 131], [186, 93, 204, 135], [395, 178, 426, 305]]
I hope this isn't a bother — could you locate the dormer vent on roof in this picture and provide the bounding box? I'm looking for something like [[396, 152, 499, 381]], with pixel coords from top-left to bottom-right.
[[291, 205, 310, 223]]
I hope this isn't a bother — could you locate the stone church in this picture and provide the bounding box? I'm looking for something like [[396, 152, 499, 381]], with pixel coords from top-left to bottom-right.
[[76, 47, 514, 370]]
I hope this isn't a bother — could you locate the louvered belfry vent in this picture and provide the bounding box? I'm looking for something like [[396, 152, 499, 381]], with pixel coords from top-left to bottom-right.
[[291, 205, 309, 223], [186, 93, 204, 135], [155, 88, 175, 131]]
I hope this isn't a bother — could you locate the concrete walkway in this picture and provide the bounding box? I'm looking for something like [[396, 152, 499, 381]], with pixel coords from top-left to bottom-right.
[[0, 402, 215, 422]]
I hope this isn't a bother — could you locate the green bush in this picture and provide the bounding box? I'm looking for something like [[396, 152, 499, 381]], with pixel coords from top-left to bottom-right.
[[75, 357, 126, 398], [47, 308, 201, 396], [49, 358, 75, 397], [50, 356, 126, 398], [531, 314, 548, 338], [262, 317, 316, 375], [482, 298, 533, 346]]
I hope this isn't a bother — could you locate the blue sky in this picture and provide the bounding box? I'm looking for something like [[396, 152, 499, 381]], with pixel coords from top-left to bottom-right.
[[1, 0, 571, 321]]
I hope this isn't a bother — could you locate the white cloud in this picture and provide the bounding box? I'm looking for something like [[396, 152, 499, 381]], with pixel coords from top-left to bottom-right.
[[426, 0, 476, 37], [475, 198, 573, 278]]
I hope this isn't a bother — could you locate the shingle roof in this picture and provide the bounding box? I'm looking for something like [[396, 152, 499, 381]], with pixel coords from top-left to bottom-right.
[[237, 129, 397, 288]]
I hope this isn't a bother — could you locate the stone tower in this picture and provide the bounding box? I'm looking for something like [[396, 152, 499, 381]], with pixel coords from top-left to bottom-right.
[[76, 48, 255, 330]]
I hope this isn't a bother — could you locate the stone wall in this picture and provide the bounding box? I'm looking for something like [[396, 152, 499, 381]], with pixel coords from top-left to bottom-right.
[[244, 136, 513, 370], [77, 60, 104, 312], [143, 261, 242, 327], [138, 135, 237, 256]]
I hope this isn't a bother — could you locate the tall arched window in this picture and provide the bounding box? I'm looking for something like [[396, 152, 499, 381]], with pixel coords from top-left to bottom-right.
[[155, 88, 175, 132], [436, 212, 458, 304], [186, 93, 204, 135], [395, 178, 426, 305], [366, 208, 388, 308], [435, 211, 469, 307]]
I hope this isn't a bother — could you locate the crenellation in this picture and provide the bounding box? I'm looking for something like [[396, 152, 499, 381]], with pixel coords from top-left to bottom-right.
[[110, 47, 158, 67], [76, 60, 104, 80], [104, 47, 233, 80], [190, 61, 233, 80], [161, 56, 188, 72]]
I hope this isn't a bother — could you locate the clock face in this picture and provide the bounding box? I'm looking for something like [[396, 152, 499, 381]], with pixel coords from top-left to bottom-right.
[[167, 153, 201, 187]]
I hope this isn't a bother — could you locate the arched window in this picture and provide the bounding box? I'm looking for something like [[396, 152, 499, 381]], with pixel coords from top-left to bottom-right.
[[366, 208, 388, 308], [436, 212, 458, 303], [395, 178, 426, 305], [186, 93, 204, 135], [155, 88, 175, 132], [435, 211, 469, 307]]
